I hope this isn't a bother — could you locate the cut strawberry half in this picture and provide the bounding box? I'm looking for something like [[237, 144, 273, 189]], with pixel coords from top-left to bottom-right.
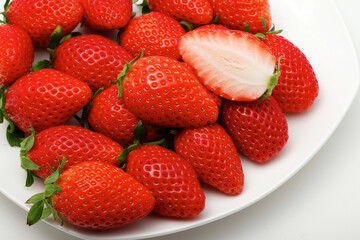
[[179, 29, 279, 101]]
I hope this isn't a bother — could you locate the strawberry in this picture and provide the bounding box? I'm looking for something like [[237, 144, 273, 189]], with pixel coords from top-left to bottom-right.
[[80, 0, 132, 31], [26, 160, 155, 230], [21, 125, 123, 181], [4, 69, 91, 134], [219, 96, 288, 163], [147, 0, 213, 25], [0, 24, 34, 86], [261, 34, 319, 112], [53, 34, 133, 92], [88, 84, 163, 145], [179, 29, 279, 101], [6, 0, 83, 48], [120, 55, 219, 128], [125, 145, 205, 217], [209, 0, 272, 34], [174, 123, 244, 195], [118, 12, 186, 60]]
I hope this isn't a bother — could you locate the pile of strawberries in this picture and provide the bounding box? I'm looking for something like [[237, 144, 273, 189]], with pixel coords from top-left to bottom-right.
[[0, 0, 319, 232]]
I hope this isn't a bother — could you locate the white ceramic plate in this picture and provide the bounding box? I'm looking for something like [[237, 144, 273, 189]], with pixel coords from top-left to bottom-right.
[[0, 0, 359, 239]]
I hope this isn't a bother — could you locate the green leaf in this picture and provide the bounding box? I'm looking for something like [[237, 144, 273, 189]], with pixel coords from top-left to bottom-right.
[[133, 121, 147, 144], [137, 0, 148, 6], [26, 193, 45, 204], [180, 21, 194, 32], [25, 170, 35, 187], [59, 32, 81, 45], [40, 206, 52, 220], [6, 125, 24, 147], [44, 156, 66, 185], [21, 156, 40, 171], [27, 199, 45, 226], [143, 138, 167, 147], [142, 5, 151, 15], [32, 60, 52, 72], [49, 25, 63, 50], [44, 184, 61, 197], [210, 15, 220, 24], [132, 0, 139, 3], [3, 0, 10, 11], [259, 16, 267, 33], [20, 128, 35, 155]]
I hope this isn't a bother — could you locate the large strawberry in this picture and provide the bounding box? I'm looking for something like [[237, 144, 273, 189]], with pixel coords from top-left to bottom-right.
[[118, 12, 186, 60], [6, 0, 83, 48], [0, 24, 34, 86], [80, 0, 132, 31], [120, 55, 219, 128], [53, 34, 133, 92], [179, 29, 279, 101], [147, 0, 213, 26], [125, 145, 205, 218], [4, 69, 91, 134], [209, 0, 272, 34], [174, 123, 244, 195], [26, 161, 155, 230], [261, 34, 319, 112], [21, 125, 123, 182], [219, 96, 288, 163], [88, 84, 163, 145]]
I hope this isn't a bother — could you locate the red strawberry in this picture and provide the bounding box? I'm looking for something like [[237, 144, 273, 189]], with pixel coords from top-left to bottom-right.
[[4, 69, 91, 134], [147, 0, 213, 25], [219, 96, 288, 163], [179, 29, 279, 101], [118, 12, 186, 60], [26, 161, 155, 230], [209, 0, 272, 34], [88, 84, 163, 145], [174, 123, 244, 195], [6, 0, 83, 48], [23, 125, 123, 180], [262, 34, 319, 112], [53, 34, 133, 92], [80, 0, 132, 31], [125, 145, 205, 217], [0, 24, 34, 86], [121, 55, 219, 128]]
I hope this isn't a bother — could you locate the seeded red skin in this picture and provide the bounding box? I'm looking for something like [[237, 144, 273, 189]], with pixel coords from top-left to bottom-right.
[[126, 145, 206, 218], [262, 34, 319, 112], [0, 24, 34, 86], [80, 0, 132, 31], [122, 56, 219, 128], [88, 85, 164, 146], [4, 69, 92, 134], [27, 125, 123, 179], [147, 0, 213, 25], [118, 12, 186, 60], [174, 123, 244, 195], [209, 0, 272, 34], [53, 34, 133, 92], [52, 161, 155, 231], [219, 96, 289, 163], [7, 0, 83, 48]]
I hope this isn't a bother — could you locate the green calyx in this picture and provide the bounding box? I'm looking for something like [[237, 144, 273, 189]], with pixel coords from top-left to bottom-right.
[[32, 25, 81, 72], [0, 86, 25, 147], [26, 156, 66, 226], [254, 17, 283, 40], [260, 56, 283, 101], [20, 125, 40, 187], [0, 0, 10, 24]]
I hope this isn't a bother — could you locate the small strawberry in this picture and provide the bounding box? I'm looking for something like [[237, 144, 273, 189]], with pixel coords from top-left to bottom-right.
[[4, 69, 92, 134], [88, 84, 164, 145], [209, 0, 272, 34], [118, 12, 186, 60], [179, 29, 279, 101], [0, 24, 34, 86], [21, 125, 123, 183], [125, 145, 205, 218], [26, 160, 155, 230], [80, 0, 132, 31], [53, 34, 133, 92], [219, 96, 288, 163], [261, 34, 319, 112], [147, 0, 213, 25], [174, 123, 244, 195], [6, 0, 83, 48]]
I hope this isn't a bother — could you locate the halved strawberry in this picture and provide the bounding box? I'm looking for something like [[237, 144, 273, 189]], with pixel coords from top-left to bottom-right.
[[179, 29, 279, 101]]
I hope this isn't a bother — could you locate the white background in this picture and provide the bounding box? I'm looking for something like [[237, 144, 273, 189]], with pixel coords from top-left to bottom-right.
[[1, 0, 360, 239]]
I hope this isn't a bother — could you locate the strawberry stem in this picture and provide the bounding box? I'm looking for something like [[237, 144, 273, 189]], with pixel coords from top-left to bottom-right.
[[260, 56, 283, 101]]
